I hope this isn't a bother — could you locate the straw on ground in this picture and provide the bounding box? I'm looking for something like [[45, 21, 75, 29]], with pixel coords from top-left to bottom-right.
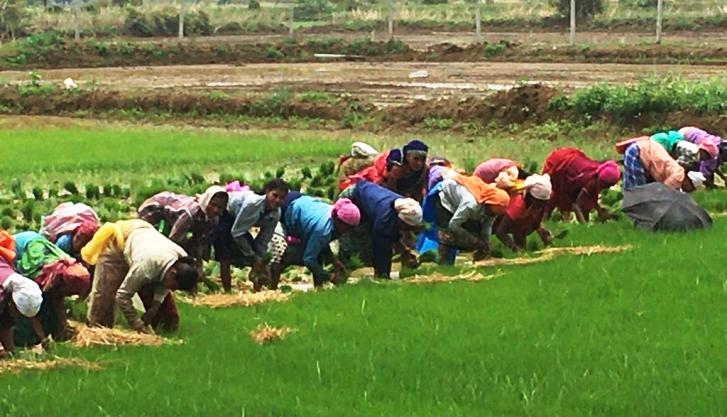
[[249, 324, 294, 345], [183, 290, 291, 309], [70, 322, 182, 348], [0, 357, 103, 374]]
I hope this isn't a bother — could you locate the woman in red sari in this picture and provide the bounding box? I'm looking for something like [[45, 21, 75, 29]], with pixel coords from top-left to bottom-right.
[[542, 148, 620, 223]]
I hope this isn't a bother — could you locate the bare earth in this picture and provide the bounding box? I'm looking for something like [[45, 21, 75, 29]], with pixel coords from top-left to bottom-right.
[[4, 60, 723, 107]]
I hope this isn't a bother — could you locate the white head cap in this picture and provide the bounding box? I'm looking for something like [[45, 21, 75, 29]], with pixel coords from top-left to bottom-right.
[[4, 274, 42, 317]]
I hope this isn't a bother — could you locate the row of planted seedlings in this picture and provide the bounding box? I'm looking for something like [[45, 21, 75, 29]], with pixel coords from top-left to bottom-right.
[[0, 161, 341, 232]]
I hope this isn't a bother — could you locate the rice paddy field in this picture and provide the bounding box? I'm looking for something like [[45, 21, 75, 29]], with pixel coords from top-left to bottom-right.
[[1, 118, 726, 416]]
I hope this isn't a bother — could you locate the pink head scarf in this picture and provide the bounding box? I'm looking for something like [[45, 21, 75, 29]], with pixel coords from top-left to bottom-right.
[[698, 141, 719, 159], [332, 199, 361, 226], [596, 161, 620, 185]]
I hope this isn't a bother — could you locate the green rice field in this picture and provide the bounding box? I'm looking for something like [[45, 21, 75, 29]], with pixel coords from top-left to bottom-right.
[[0, 118, 726, 416]]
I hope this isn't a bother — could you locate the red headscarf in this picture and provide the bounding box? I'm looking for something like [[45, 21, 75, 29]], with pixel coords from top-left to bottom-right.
[[34, 258, 91, 296], [0, 230, 16, 265]]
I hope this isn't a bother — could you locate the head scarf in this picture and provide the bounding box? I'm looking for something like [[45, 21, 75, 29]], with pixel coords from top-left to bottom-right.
[[394, 198, 423, 226], [698, 141, 719, 159], [494, 165, 519, 189], [75, 221, 99, 243], [450, 173, 511, 215], [35, 258, 91, 296], [198, 185, 228, 213], [81, 219, 153, 265], [687, 171, 707, 189], [386, 149, 404, 169], [402, 139, 429, 157], [429, 156, 452, 168], [40, 202, 100, 242], [0, 230, 15, 265], [522, 174, 552, 201], [596, 161, 621, 185], [4, 274, 42, 317], [351, 142, 379, 158], [651, 131, 684, 153], [225, 180, 245, 193], [332, 198, 361, 226]]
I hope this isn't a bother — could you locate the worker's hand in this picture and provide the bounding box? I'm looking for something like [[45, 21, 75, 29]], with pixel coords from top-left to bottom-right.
[[473, 240, 491, 261], [401, 252, 421, 269], [40, 337, 52, 352], [332, 259, 347, 275], [138, 325, 155, 335], [597, 210, 612, 223], [541, 231, 553, 246], [141, 303, 161, 326], [329, 271, 346, 286]]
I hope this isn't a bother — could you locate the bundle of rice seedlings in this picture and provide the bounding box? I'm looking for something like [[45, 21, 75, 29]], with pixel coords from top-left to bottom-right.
[[185, 291, 290, 309], [0, 357, 102, 374], [473, 244, 631, 267], [70, 323, 181, 348], [408, 271, 504, 284], [249, 324, 294, 345]]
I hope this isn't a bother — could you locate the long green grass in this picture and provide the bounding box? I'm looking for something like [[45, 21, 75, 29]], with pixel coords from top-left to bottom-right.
[[1, 219, 726, 416]]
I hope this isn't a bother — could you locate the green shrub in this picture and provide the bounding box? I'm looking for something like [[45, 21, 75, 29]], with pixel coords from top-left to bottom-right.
[[549, 0, 604, 19], [31, 187, 43, 201], [562, 76, 727, 122], [483, 41, 506, 58], [265, 47, 284, 59], [0, 216, 13, 230], [293, 0, 333, 22], [122, 8, 152, 37], [63, 181, 79, 195], [115, 41, 136, 55], [248, 0, 261, 10]]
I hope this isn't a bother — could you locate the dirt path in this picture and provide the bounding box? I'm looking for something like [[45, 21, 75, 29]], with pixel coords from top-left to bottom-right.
[[3, 61, 722, 107]]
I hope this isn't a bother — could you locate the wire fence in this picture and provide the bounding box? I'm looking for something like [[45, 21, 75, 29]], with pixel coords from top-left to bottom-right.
[[13, 0, 727, 45]]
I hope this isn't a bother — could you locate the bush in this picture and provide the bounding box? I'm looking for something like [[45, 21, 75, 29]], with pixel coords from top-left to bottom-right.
[[549, 0, 604, 20], [559, 76, 727, 122], [619, 0, 658, 8], [293, 0, 333, 21], [421, 0, 448, 4], [122, 8, 152, 37], [248, 0, 261, 10], [122, 7, 212, 37], [0, 0, 27, 40]]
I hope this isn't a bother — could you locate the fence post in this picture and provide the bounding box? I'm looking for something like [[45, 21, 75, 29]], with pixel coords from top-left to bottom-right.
[[74, 2, 80, 42], [288, 6, 294, 38], [387, 0, 394, 40], [178, 0, 185, 41], [569, 0, 576, 46], [475, 7, 481, 39], [655, 0, 663, 44]]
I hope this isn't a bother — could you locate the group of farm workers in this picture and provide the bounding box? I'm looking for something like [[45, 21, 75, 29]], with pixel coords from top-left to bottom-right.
[[0, 126, 723, 355]]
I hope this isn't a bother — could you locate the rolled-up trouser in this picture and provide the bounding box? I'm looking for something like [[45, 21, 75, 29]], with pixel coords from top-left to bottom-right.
[[432, 195, 484, 251], [87, 246, 128, 327]]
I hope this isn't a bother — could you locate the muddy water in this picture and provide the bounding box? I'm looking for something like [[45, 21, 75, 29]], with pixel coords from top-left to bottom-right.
[[2, 61, 723, 107]]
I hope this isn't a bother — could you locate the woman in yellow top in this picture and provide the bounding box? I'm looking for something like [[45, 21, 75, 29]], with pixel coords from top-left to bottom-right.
[[83, 220, 198, 332]]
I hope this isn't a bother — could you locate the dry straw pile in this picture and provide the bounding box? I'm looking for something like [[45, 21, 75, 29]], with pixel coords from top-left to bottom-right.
[[184, 290, 290, 309], [0, 357, 102, 374], [473, 245, 631, 268], [70, 323, 182, 348], [249, 324, 294, 345]]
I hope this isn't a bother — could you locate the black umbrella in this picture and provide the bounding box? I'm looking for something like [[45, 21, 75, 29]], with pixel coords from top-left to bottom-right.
[[622, 183, 712, 231]]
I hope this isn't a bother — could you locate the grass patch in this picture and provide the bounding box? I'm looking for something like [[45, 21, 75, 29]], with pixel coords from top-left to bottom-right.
[[1, 220, 726, 415]]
